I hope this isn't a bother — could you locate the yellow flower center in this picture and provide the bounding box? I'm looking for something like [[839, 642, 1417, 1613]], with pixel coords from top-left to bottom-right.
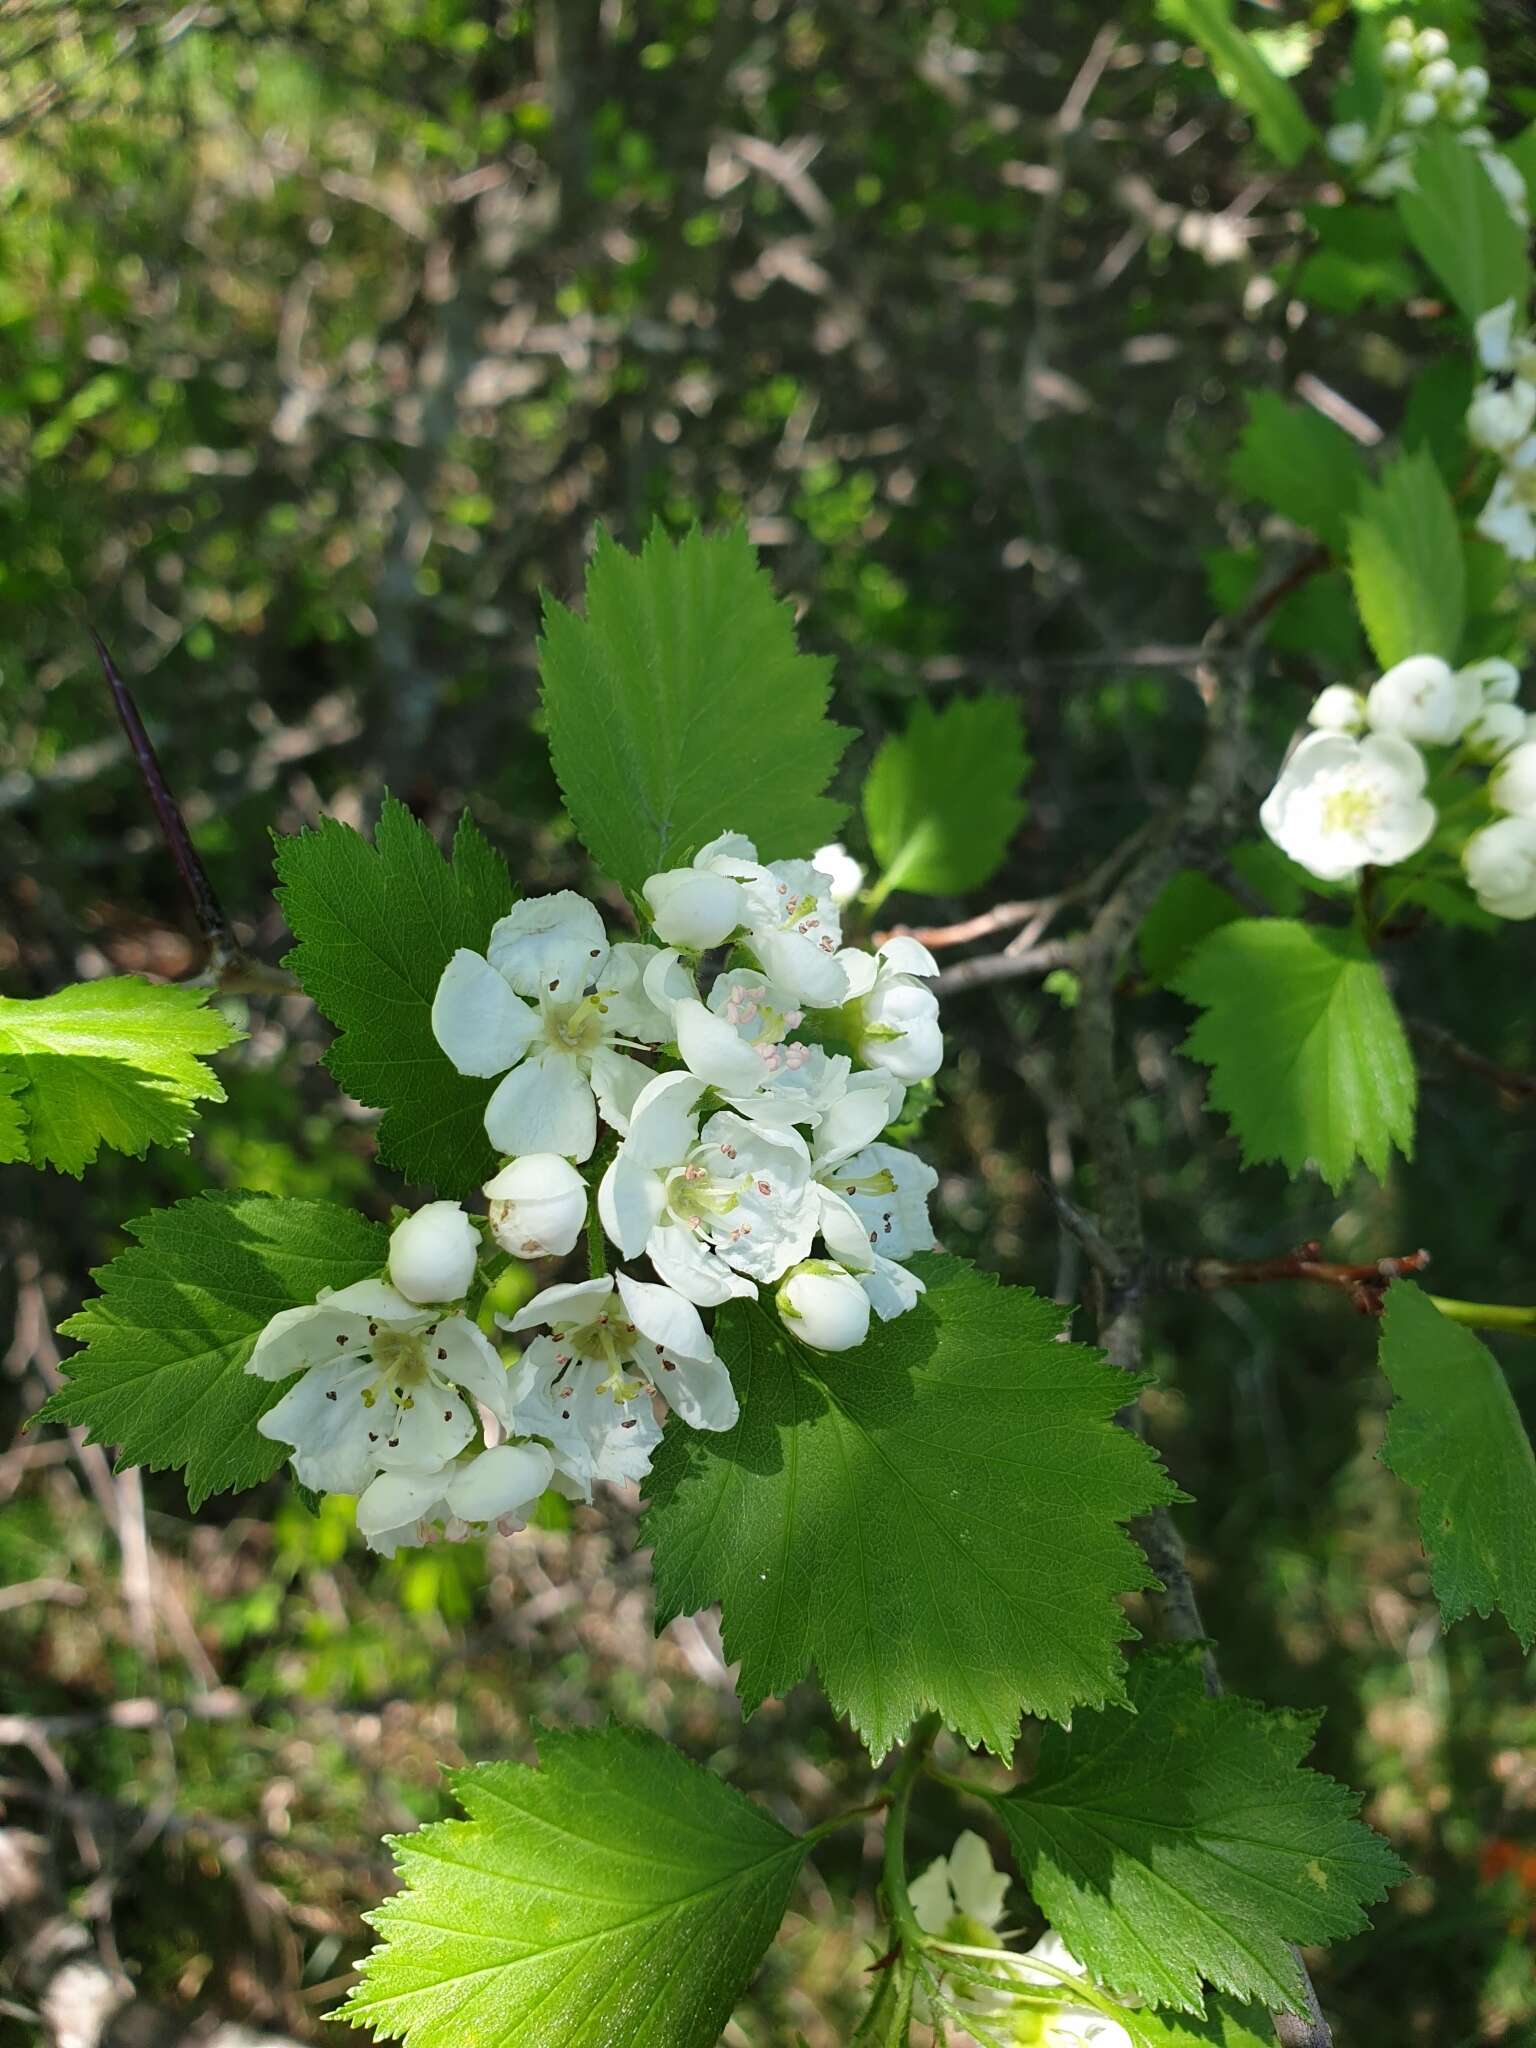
[[1320, 784, 1381, 836]]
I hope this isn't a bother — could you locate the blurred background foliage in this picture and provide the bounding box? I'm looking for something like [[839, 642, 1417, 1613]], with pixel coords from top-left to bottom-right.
[[2, 1, 1535, 2042]]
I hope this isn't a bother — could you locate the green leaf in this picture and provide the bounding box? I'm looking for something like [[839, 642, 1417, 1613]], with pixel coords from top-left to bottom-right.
[[1124, 2002, 1276, 2048], [0, 977, 240, 1176], [538, 524, 851, 892], [1138, 873, 1244, 987], [979, 1649, 1407, 2017], [862, 695, 1030, 906], [1397, 134, 1531, 324], [643, 1256, 1178, 1762], [1173, 919, 1415, 1191], [1298, 204, 1415, 316], [341, 1724, 810, 2048], [274, 799, 514, 1198], [1402, 356, 1477, 482], [1378, 1283, 1536, 1649], [851, 1955, 917, 2045], [36, 1192, 388, 1509], [1227, 392, 1365, 551], [1157, 0, 1314, 166], [1346, 446, 1466, 668]]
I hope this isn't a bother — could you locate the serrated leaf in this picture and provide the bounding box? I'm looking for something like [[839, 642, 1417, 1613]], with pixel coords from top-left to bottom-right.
[[1228, 392, 1365, 551], [341, 1723, 809, 2048], [539, 524, 851, 892], [1124, 2002, 1275, 2048], [862, 695, 1030, 907], [851, 1955, 917, 2045], [979, 1650, 1406, 2017], [1346, 446, 1466, 668], [643, 1255, 1178, 1762], [0, 977, 240, 1176], [274, 800, 514, 1198], [36, 1192, 388, 1509], [1174, 919, 1415, 1191], [1397, 134, 1531, 323], [1157, 0, 1314, 166], [1378, 1282, 1536, 1649]]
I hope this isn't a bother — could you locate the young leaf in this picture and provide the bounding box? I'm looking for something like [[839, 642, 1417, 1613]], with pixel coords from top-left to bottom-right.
[[1156, 0, 1314, 167], [643, 1256, 1179, 1763], [1397, 134, 1531, 324], [341, 1724, 811, 2048], [1227, 392, 1365, 551], [36, 1192, 388, 1510], [274, 799, 514, 1198], [539, 524, 851, 893], [1378, 1282, 1536, 1649], [1138, 872, 1245, 987], [1127, 2003, 1276, 2048], [1346, 446, 1465, 668], [862, 695, 1029, 907], [1173, 919, 1415, 1191], [978, 1650, 1407, 2017], [0, 977, 240, 1176]]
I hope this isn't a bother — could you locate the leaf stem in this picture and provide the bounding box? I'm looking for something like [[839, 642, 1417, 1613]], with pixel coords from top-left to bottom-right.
[[799, 1796, 888, 1848], [1427, 1293, 1536, 1334], [882, 1710, 941, 1953]]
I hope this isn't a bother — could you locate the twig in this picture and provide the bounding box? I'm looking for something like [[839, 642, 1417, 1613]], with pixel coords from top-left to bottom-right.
[[934, 937, 1082, 996], [1407, 1016, 1536, 1106], [1167, 1242, 1431, 1317]]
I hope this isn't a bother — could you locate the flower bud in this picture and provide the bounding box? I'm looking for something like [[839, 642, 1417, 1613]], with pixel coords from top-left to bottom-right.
[[1307, 684, 1367, 732], [812, 841, 867, 907], [483, 1154, 589, 1259], [1399, 89, 1437, 125], [642, 867, 744, 950], [1463, 815, 1536, 919], [854, 976, 943, 1085], [1326, 122, 1369, 166], [388, 1201, 480, 1304], [1459, 64, 1490, 102], [1462, 658, 1523, 704], [1381, 36, 1416, 75], [1490, 739, 1536, 819], [445, 1441, 556, 1524], [1413, 26, 1449, 61], [776, 1261, 871, 1352], [1366, 654, 1478, 746], [1465, 701, 1528, 761], [1417, 56, 1456, 93], [1468, 379, 1536, 454]]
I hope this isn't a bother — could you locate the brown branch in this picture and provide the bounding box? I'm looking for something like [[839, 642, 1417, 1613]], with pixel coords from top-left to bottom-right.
[[934, 937, 1082, 996], [1407, 1016, 1536, 1106], [1168, 1242, 1430, 1316]]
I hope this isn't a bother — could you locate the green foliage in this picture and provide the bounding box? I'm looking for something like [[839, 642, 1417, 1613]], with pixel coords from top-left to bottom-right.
[[1298, 205, 1416, 316], [1397, 135, 1531, 324], [1174, 919, 1415, 1190], [341, 1724, 809, 2048], [980, 1650, 1407, 2017], [538, 524, 851, 893], [37, 1192, 388, 1510], [1227, 392, 1364, 551], [1128, 2005, 1275, 2048], [862, 694, 1030, 908], [1157, 0, 1315, 166], [274, 800, 514, 1199], [0, 977, 239, 1175], [1346, 446, 1466, 669], [1138, 872, 1245, 986], [644, 1256, 1178, 1762], [1378, 1283, 1536, 1649]]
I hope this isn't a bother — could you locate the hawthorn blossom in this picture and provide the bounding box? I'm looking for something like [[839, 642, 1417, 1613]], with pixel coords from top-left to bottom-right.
[[1016, 1931, 1136, 2048], [483, 1154, 588, 1259], [1364, 654, 1479, 747], [506, 1271, 739, 1433], [432, 893, 672, 1160], [249, 1278, 514, 1497], [640, 834, 850, 1005], [355, 1441, 555, 1557], [387, 1200, 480, 1305], [1307, 684, 1366, 733], [597, 1071, 818, 1306], [1260, 731, 1435, 882], [502, 1339, 664, 1498], [1478, 456, 1536, 562], [776, 1260, 871, 1351], [1490, 739, 1536, 819], [812, 840, 866, 905], [641, 830, 756, 950], [1462, 816, 1536, 919], [836, 935, 944, 1084]]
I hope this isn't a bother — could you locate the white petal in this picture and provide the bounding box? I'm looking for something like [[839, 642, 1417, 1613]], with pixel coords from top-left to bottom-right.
[[1358, 730, 1429, 793], [508, 1275, 616, 1333], [675, 997, 770, 1094], [257, 1360, 377, 1493], [375, 1388, 475, 1471], [907, 1859, 956, 1936], [834, 946, 879, 1000], [647, 1221, 757, 1307], [487, 892, 609, 997], [599, 1148, 667, 1260], [1366, 796, 1436, 867], [695, 829, 759, 869], [484, 1046, 597, 1160], [431, 950, 538, 1077], [586, 1045, 654, 1134], [876, 935, 939, 979], [752, 926, 850, 1007], [643, 868, 744, 950], [433, 1318, 518, 1426], [1476, 298, 1519, 372], [355, 1467, 448, 1538], [446, 1441, 554, 1523], [947, 1830, 1009, 1927], [597, 943, 676, 1042], [616, 1270, 716, 1359], [388, 1201, 480, 1305], [641, 945, 696, 1017], [811, 1079, 899, 1172], [860, 1254, 925, 1320], [624, 1070, 708, 1166], [817, 1187, 875, 1270], [655, 1350, 739, 1432], [247, 1300, 346, 1382]]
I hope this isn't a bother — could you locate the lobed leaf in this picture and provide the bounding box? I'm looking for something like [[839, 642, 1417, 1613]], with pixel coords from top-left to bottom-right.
[[1397, 134, 1531, 324], [643, 1256, 1178, 1762], [862, 694, 1030, 906], [1227, 391, 1365, 552], [1346, 446, 1466, 670]]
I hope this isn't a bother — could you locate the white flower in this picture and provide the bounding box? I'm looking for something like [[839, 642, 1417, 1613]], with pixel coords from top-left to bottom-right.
[[1475, 301, 1536, 381], [1468, 378, 1536, 455], [818, 1140, 937, 1264], [812, 841, 866, 905], [502, 1337, 664, 1498], [1413, 26, 1449, 61], [1417, 55, 1457, 94], [387, 1201, 480, 1305], [910, 1830, 1009, 1937], [506, 1271, 739, 1433], [1466, 700, 1529, 760], [1459, 63, 1491, 102], [598, 1071, 818, 1306], [1400, 89, 1437, 125], [1325, 121, 1369, 165], [641, 831, 757, 950], [249, 1279, 514, 1496], [1462, 816, 1536, 918], [483, 1154, 588, 1259], [1478, 459, 1536, 562], [1381, 34, 1416, 76], [1460, 657, 1521, 703], [776, 1260, 872, 1350], [1366, 653, 1479, 746], [1307, 684, 1367, 732], [354, 1441, 556, 1557], [837, 935, 944, 1085], [1018, 1931, 1135, 2048], [1490, 739, 1536, 818], [1260, 730, 1435, 882], [432, 895, 672, 1161], [738, 856, 851, 1007]]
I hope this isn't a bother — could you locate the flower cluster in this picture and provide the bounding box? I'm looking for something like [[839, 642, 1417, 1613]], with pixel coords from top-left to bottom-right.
[[1471, 301, 1536, 564], [1326, 22, 1525, 223], [1261, 653, 1536, 917], [247, 836, 944, 1553], [909, 1832, 1134, 2047]]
